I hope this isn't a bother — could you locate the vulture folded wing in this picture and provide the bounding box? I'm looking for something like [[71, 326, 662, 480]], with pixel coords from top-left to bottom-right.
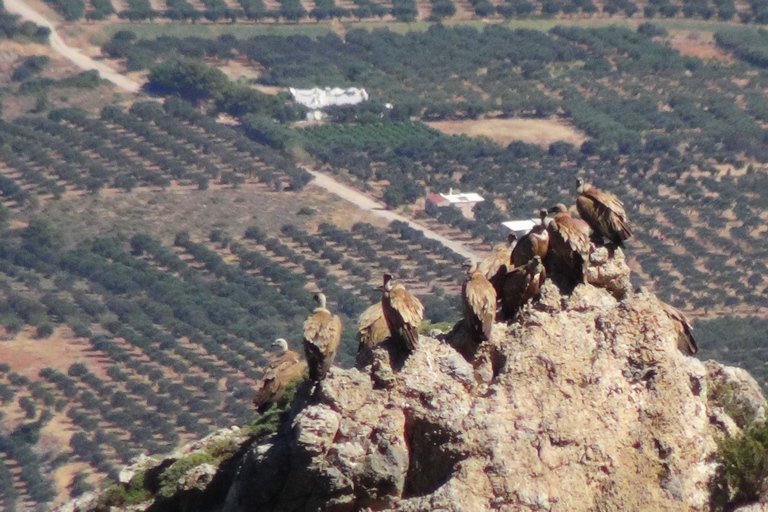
[[253, 352, 305, 411], [303, 338, 326, 382], [661, 302, 698, 355], [253, 374, 277, 410], [357, 303, 388, 347], [501, 267, 527, 318], [557, 217, 590, 255], [390, 290, 424, 351], [465, 276, 496, 340], [323, 315, 343, 376], [583, 189, 632, 241], [479, 244, 511, 282], [303, 310, 342, 381], [511, 238, 534, 267]]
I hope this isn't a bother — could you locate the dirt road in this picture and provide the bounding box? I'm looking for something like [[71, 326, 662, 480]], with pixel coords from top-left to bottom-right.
[[4, 0, 142, 93], [306, 169, 479, 260]]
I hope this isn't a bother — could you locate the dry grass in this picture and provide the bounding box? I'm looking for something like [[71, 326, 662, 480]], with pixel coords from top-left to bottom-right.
[[426, 117, 589, 147]]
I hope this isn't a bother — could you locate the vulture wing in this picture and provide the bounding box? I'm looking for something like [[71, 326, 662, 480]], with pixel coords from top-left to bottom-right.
[[384, 286, 424, 352], [463, 272, 497, 341], [578, 187, 632, 244], [479, 243, 512, 286], [660, 301, 698, 355], [253, 350, 306, 412], [303, 310, 343, 381], [357, 302, 390, 349]]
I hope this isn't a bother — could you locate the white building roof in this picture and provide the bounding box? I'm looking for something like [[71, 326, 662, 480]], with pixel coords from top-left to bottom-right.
[[289, 87, 369, 109], [440, 188, 484, 204], [500, 219, 538, 232]]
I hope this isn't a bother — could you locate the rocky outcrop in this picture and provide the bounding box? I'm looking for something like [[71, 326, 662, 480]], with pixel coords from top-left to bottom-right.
[[65, 249, 767, 512]]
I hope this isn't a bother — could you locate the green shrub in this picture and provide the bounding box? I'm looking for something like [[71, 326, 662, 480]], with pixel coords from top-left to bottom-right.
[[708, 381, 759, 429], [297, 207, 316, 216], [157, 438, 240, 498], [96, 471, 152, 509], [711, 421, 768, 510]]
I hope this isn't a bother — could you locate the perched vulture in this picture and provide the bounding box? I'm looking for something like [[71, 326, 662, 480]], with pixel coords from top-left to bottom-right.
[[639, 288, 698, 355], [545, 203, 591, 288], [462, 260, 497, 343], [303, 292, 343, 383], [479, 233, 517, 295], [576, 178, 633, 247], [252, 338, 307, 413], [356, 302, 390, 367], [381, 274, 424, 354], [512, 210, 550, 267], [500, 256, 545, 320]]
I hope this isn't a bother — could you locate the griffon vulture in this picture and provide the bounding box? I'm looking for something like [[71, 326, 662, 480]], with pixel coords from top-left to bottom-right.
[[639, 287, 698, 355], [545, 203, 591, 288], [512, 210, 550, 267], [381, 274, 424, 354], [479, 233, 517, 295], [462, 260, 497, 343], [252, 338, 307, 413], [303, 292, 343, 383], [501, 256, 545, 320], [576, 178, 633, 247], [356, 301, 390, 367]]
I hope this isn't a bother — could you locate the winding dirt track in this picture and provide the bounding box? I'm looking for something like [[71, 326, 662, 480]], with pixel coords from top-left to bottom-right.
[[1, 1, 480, 259], [4, 0, 142, 93]]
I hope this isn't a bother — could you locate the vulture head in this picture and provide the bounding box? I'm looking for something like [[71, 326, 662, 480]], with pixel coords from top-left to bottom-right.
[[271, 338, 289, 354], [313, 292, 327, 309], [548, 203, 569, 215], [381, 274, 394, 292]]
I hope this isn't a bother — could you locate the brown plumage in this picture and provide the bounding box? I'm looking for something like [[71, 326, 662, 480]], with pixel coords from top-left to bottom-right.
[[662, 302, 698, 356], [512, 210, 550, 267], [381, 274, 424, 354], [356, 302, 390, 367], [479, 233, 517, 294], [303, 292, 343, 383], [576, 178, 633, 247], [253, 338, 307, 413], [500, 256, 546, 320], [545, 203, 591, 289], [462, 260, 497, 343], [640, 288, 698, 355]]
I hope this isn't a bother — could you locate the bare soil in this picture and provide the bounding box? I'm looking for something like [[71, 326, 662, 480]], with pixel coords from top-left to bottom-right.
[[0, 325, 110, 380], [426, 117, 589, 148]]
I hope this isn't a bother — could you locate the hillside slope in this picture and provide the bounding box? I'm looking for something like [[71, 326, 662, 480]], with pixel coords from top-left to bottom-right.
[[61, 250, 767, 512]]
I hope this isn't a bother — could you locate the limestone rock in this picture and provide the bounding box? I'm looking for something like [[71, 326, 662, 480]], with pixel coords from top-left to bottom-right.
[[177, 463, 217, 492], [587, 246, 632, 300], [118, 453, 157, 484], [56, 491, 99, 512]]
